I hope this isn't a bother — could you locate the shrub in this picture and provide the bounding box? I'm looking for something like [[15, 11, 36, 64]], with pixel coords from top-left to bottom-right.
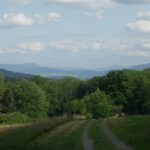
[[85, 112, 93, 119], [0, 112, 30, 124]]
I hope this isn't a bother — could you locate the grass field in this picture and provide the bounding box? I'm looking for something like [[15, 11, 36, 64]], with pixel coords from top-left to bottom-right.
[[0, 116, 149, 150], [0, 117, 87, 150], [107, 115, 150, 150], [89, 119, 116, 150], [0, 117, 69, 150], [31, 120, 87, 150]]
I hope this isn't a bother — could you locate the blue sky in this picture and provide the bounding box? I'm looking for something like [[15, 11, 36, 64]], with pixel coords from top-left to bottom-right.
[[0, 0, 150, 68]]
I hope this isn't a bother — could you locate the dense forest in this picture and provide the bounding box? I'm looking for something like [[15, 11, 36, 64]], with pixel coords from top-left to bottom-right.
[[0, 69, 150, 122]]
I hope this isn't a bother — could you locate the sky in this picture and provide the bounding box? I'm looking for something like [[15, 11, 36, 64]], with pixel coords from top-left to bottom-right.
[[0, 0, 150, 68]]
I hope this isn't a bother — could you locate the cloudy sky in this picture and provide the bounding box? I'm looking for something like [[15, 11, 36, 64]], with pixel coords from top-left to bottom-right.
[[0, 0, 150, 68]]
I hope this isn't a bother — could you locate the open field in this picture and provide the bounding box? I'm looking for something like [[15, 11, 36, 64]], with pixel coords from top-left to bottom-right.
[[0, 117, 69, 150], [0, 116, 149, 150], [31, 120, 87, 150], [89, 119, 116, 150], [107, 115, 150, 150]]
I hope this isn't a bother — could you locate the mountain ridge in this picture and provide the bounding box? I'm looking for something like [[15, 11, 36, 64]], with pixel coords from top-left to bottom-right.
[[0, 62, 149, 79], [0, 68, 32, 79]]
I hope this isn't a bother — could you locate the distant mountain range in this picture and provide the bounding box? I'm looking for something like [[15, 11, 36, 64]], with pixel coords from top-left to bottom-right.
[[0, 63, 107, 79], [0, 68, 32, 79], [131, 63, 150, 70], [0, 62, 150, 79]]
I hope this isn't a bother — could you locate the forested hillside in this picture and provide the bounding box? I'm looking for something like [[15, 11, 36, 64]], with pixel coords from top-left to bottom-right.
[[0, 69, 150, 122]]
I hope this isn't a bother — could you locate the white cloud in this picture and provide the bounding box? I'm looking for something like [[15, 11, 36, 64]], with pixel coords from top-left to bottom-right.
[[0, 42, 45, 54], [47, 12, 61, 22], [0, 12, 61, 27], [92, 39, 128, 52], [48, 39, 129, 54], [120, 40, 150, 57], [48, 38, 150, 57], [47, 0, 114, 20], [138, 11, 150, 20], [0, 13, 34, 27], [49, 40, 85, 52], [127, 11, 150, 33], [92, 39, 108, 49], [84, 10, 104, 20], [9, 0, 33, 5], [1, 38, 150, 57], [0, 47, 19, 54], [34, 12, 61, 24], [127, 20, 150, 33], [8, 0, 114, 20], [141, 40, 150, 50], [83, 11, 92, 17], [17, 42, 45, 52], [91, 39, 150, 57], [47, 0, 114, 10], [113, 0, 150, 5], [95, 11, 104, 20], [126, 50, 150, 57]]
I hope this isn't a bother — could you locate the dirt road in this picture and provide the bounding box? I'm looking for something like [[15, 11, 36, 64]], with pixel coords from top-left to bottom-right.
[[102, 120, 132, 150], [83, 121, 94, 150]]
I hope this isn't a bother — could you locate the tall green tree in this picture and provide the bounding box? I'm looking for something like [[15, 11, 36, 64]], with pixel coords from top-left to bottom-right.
[[124, 72, 150, 114], [83, 89, 110, 118], [17, 80, 48, 117], [3, 81, 17, 112], [0, 75, 5, 112]]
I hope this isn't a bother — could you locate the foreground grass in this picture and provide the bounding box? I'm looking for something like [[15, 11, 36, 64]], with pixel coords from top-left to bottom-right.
[[89, 119, 116, 150], [107, 115, 150, 150], [0, 117, 69, 150], [30, 120, 87, 150]]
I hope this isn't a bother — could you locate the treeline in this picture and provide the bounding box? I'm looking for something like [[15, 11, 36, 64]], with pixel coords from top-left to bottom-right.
[[0, 69, 150, 120]]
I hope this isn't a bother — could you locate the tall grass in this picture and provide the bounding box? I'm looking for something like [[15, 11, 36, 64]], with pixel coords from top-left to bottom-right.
[[0, 117, 69, 150], [30, 120, 87, 150], [107, 115, 150, 150]]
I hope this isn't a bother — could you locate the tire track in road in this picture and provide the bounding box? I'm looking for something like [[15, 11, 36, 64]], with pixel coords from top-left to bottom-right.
[[83, 120, 94, 150], [102, 120, 132, 150]]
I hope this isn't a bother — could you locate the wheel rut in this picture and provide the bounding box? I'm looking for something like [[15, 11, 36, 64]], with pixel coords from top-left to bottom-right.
[[83, 120, 94, 150]]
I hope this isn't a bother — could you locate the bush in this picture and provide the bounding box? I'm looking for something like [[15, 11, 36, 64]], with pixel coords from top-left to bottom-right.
[[109, 105, 123, 116], [0, 112, 30, 124], [85, 112, 93, 119]]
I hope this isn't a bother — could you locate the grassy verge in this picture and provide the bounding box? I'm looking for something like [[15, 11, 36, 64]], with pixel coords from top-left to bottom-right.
[[89, 119, 116, 150], [0, 117, 69, 150], [107, 115, 150, 150], [30, 120, 87, 150]]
